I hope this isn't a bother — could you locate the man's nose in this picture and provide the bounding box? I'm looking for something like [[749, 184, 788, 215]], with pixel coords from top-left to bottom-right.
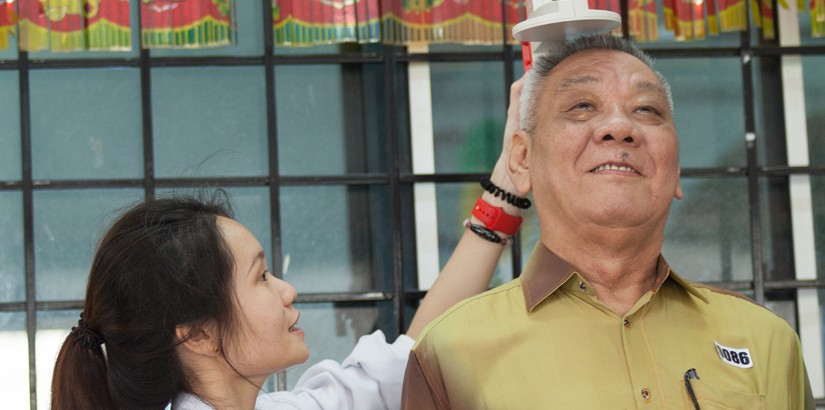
[[601, 134, 635, 144], [594, 109, 640, 146]]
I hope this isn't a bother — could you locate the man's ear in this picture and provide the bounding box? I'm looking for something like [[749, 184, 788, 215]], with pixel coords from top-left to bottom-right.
[[509, 130, 532, 195], [175, 324, 220, 357], [674, 167, 684, 200]]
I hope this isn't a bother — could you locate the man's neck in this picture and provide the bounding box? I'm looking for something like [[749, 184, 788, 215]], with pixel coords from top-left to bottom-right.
[[541, 226, 663, 316]]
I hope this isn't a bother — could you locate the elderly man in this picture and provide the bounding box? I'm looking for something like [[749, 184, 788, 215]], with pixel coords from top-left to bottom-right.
[[401, 35, 813, 409]]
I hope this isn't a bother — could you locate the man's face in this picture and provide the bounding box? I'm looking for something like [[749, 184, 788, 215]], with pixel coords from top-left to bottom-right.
[[525, 49, 683, 232]]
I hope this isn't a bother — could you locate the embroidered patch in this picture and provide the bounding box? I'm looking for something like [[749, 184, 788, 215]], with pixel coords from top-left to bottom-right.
[[714, 341, 753, 369]]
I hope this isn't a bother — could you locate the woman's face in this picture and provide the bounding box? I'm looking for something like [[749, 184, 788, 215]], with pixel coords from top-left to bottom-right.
[[216, 217, 309, 382]]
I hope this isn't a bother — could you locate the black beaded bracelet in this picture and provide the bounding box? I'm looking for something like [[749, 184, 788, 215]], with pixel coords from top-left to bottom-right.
[[464, 219, 511, 245], [480, 177, 531, 209]]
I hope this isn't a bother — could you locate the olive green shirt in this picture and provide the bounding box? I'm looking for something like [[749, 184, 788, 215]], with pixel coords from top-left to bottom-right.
[[402, 243, 813, 409]]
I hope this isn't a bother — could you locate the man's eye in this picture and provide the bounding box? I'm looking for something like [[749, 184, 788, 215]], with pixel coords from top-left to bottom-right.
[[636, 106, 661, 115], [259, 270, 269, 281], [572, 102, 593, 110]]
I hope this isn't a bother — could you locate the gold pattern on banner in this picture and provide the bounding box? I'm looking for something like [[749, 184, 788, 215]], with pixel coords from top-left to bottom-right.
[[0, 0, 17, 50], [15, 0, 130, 52], [273, 0, 522, 47], [140, 0, 235, 49], [39, 0, 100, 22], [814, 0, 824, 37], [1, 0, 823, 51]]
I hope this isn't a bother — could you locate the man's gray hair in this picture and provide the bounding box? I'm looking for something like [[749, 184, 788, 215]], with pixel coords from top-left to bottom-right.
[[520, 35, 673, 134]]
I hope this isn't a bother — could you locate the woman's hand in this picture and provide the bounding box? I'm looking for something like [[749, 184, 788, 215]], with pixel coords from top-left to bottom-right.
[[487, 75, 527, 208]]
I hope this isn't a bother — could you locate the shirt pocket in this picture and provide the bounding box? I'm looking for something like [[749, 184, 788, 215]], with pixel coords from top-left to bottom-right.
[[680, 379, 766, 410]]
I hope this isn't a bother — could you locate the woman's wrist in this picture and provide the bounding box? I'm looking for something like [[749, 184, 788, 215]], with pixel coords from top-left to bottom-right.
[[485, 160, 524, 216]]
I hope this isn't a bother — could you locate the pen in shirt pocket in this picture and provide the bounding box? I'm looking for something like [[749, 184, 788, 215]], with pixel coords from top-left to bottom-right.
[[684, 368, 701, 410]]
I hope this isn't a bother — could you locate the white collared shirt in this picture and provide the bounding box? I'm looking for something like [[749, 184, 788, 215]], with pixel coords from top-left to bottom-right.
[[172, 330, 414, 410]]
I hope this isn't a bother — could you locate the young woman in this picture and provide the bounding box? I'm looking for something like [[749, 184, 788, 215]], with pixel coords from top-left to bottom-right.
[[51, 80, 526, 410]]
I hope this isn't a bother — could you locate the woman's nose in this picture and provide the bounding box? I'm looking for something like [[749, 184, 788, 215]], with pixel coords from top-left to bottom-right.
[[276, 278, 298, 305]]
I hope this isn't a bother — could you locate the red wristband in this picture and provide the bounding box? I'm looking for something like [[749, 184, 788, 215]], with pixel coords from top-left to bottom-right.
[[472, 197, 523, 236]]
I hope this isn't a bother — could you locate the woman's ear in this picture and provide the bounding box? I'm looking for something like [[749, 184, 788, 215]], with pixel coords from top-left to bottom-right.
[[509, 130, 533, 196], [175, 324, 220, 357]]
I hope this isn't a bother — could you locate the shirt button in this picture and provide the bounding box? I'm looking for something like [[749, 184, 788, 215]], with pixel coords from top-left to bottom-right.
[[578, 281, 587, 291], [623, 318, 631, 327], [641, 387, 651, 401]]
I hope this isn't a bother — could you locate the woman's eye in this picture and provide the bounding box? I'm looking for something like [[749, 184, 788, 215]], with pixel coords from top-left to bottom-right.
[[259, 270, 269, 281]]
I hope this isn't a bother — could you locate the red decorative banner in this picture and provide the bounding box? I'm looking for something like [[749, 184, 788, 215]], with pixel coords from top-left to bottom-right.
[[813, 0, 824, 37], [718, 0, 747, 31], [629, 0, 659, 42], [707, 0, 719, 35], [18, 0, 130, 51], [141, 0, 234, 48], [273, 0, 380, 45], [0, 0, 16, 50], [273, 0, 523, 47]]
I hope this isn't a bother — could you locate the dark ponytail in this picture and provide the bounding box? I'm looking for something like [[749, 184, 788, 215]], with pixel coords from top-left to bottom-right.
[[51, 194, 240, 409], [51, 317, 113, 408]]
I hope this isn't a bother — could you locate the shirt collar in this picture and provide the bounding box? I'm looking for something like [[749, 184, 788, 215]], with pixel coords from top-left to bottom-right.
[[520, 242, 709, 311]]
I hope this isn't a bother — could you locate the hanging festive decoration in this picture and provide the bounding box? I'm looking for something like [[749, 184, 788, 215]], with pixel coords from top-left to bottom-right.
[[381, 0, 522, 45], [813, 0, 824, 37], [0, 0, 821, 52], [628, 0, 659, 41], [141, 0, 235, 48], [16, 0, 130, 52], [273, 0, 381, 46], [272, 0, 523, 47], [0, 0, 16, 50]]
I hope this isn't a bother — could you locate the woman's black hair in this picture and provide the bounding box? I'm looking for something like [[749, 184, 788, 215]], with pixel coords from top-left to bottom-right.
[[51, 192, 241, 409]]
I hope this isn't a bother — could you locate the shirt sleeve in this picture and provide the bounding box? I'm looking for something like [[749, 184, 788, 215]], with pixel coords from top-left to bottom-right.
[[762, 317, 815, 410], [400, 348, 445, 410], [787, 330, 815, 410], [255, 330, 414, 410]]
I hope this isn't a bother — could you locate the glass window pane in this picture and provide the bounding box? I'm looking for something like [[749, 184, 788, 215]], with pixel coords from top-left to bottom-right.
[[280, 185, 392, 293], [753, 56, 789, 167], [0, 70, 21, 180], [804, 56, 825, 165], [814, 176, 825, 279], [0, 191, 24, 302], [34, 189, 144, 301], [276, 64, 386, 176], [0, 35, 17, 58], [149, 0, 263, 57], [435, 183, 512, 287], [663, 177, 752, 282], [280, 302, 393, 390], [430, 62, 506, 174], [29, 68, 143, 180], [152, 66, 267, 178], [657, 57, 746, 168], [36, 310, 80, 410], [760, 177, 794, 281], [0, 312, 29, 409]]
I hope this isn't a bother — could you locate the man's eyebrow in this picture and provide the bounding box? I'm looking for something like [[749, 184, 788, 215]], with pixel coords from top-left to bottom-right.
[[557, 75, 598, 91], [635, 80, 667, 97]]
